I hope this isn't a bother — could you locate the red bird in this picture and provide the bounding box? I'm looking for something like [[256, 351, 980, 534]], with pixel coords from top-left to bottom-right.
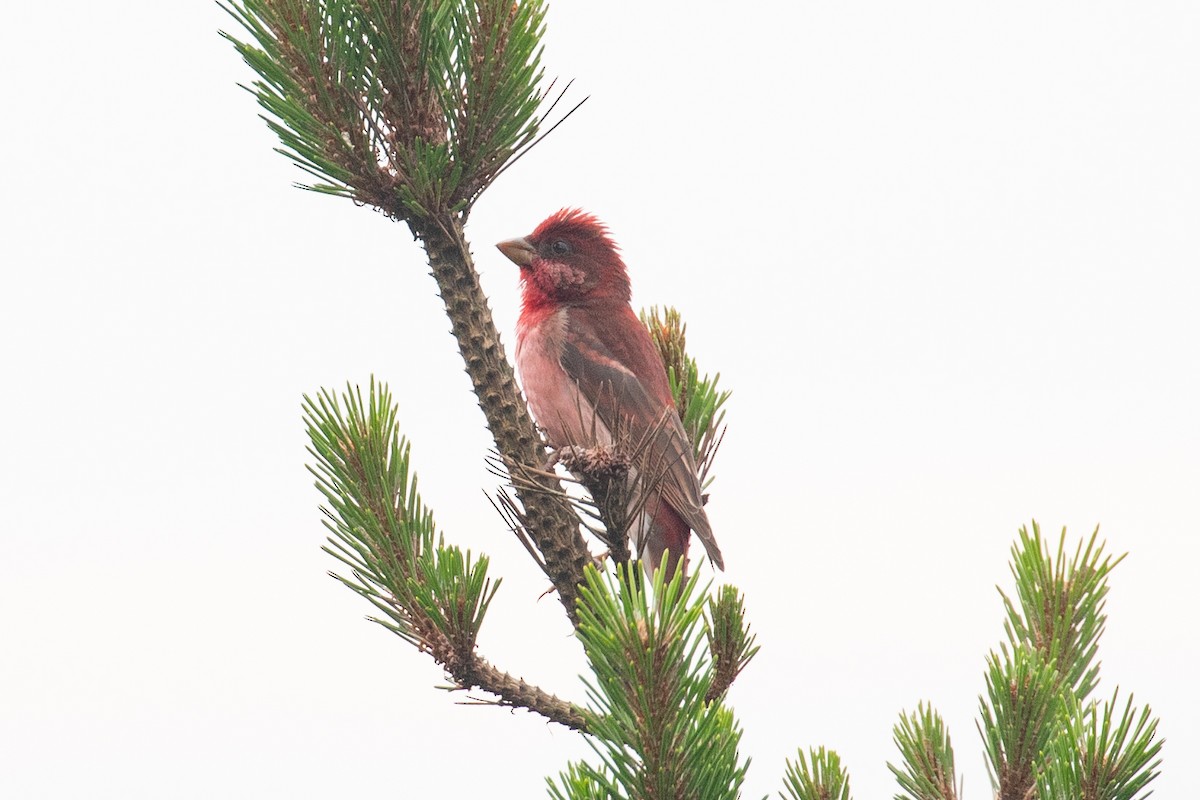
[[497, 209, 723, 575]]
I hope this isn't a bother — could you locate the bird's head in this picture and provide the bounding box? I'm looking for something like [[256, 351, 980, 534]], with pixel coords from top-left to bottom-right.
[[497, 209, 631, 307]]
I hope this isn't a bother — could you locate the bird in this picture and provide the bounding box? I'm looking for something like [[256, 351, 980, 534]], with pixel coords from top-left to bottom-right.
[[496, 209, 723, 576]]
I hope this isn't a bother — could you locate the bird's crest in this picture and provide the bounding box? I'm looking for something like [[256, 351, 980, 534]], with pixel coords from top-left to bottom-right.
[[532, 208, 620, 254]]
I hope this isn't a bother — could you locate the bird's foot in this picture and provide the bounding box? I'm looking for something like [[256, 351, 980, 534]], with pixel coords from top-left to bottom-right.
[[542, 445, 586, 472]]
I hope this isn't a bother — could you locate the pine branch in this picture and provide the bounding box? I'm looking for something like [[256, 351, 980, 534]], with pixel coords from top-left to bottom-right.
[[413, 214, 591, 622], [1000, 524, 1120, 702], [979, 522, 1140, 800], [889, 704, 960, 800], [455, 655, 587, 731], [781, 747, 853, 800], [641, 306, 730, 492], [705, 586, 758, 703], [876, 523, 1162, 800], [551, 566, 750, 800], [548, 763, 623, 800], [304, 379, 586, 728], [220, 0, 565, 219], [1038, 689, 1162, 800]]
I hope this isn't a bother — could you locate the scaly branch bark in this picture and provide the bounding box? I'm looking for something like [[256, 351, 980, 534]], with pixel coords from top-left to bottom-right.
[[413, 212, 592, 624], [458, 656, 588, 731]]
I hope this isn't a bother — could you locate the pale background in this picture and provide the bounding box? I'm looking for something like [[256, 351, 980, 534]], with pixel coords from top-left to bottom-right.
[[2, 2, 1197, 798]]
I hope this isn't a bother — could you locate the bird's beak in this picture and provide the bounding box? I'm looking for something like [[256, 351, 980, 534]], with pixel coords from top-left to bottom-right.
[[496, 236, 536, 267]]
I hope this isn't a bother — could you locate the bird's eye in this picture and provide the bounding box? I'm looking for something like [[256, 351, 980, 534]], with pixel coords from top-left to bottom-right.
[[550, 240, 573, 256]]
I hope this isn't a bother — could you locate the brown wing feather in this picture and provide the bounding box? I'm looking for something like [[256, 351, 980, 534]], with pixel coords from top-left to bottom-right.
[[559, 305, 724, 569]]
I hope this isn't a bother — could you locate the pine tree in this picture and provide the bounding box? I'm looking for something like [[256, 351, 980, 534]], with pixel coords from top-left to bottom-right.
[[222, 3, 1163, 796]]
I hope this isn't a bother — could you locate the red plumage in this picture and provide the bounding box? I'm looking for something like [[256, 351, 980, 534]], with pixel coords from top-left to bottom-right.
[[497, 210, 723, 575]]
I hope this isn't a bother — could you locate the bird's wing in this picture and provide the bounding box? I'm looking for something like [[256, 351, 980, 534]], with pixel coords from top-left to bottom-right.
[[558, 307, 724, 569]]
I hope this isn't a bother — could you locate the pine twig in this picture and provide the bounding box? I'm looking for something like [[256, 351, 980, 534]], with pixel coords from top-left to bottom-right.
[[455, 656, 587, 731], [307, 380, 587, 729], [782, 747, 853, 800]]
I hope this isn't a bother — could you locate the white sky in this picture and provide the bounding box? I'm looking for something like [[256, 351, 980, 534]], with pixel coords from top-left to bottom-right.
[[2, 2, 1197, 798]]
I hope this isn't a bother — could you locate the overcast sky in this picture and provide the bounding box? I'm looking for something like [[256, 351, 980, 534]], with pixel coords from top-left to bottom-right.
[[2, 2, 1197, 798]]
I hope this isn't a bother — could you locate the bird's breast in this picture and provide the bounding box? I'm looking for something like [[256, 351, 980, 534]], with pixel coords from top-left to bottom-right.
[[516, 309, 611, 448]]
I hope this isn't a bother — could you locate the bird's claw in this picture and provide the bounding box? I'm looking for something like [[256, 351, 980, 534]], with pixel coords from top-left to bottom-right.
[[543, 444, 586, 472]]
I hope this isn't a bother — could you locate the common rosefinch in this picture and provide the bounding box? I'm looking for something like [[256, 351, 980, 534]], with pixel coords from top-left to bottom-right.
[[497, 209, 723, 575]]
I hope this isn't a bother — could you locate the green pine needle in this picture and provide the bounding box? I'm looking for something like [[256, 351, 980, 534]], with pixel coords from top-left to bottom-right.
[[303, 378, 497, 657], [641, 306, 731, 490], [1000, 522, 1121, 703], [554, 565, 749, 800], [889, 703, 960, 800], [782, 747, 853, 800], [975, 522, 1160, 800], [978, 643, 1064, 792], [1039, 690, 1163, 800], [221, 0, 573, 220], [705, 586, 759, 702]]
